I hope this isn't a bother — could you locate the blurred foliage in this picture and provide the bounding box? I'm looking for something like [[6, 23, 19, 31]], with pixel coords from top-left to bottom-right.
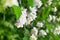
[[0, 0, 60, 40]]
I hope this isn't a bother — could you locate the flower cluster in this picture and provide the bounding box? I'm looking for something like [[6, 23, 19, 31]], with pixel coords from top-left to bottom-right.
[[15, 0, 43, 28], [30, 27, 38, 40], [54, 26, 60, 35], [1, 0, 60, 40]]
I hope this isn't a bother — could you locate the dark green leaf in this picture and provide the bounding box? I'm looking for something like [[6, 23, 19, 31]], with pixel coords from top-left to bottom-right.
[[27, 0, 34, 7]]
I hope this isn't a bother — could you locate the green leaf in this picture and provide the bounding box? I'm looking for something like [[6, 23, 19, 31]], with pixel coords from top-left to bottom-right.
[[27, 0, 34, 7], [23, 36, 29, 40], [41, 6, 51, 20], [45, 22, 52, 30], [41, 7, 45, 20], [12, 5, 22, 19], [54, 35, 59, 40]]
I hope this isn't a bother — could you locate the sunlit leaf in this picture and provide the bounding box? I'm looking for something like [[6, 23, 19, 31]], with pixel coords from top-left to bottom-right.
[[12, 5, 22, 19]]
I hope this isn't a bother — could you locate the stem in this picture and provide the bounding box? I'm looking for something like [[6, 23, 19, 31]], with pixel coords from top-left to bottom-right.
[[3, 10, 5, 21]]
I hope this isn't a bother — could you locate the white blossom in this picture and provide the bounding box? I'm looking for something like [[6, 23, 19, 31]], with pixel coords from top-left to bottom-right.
[[26, 13, 36, 24], [47, 15, 52, 22], [52, 15, 57, 22], [4, 0, 19, 7], [29, 6, 37, 14], [26, 7, 37, 25], [30, 34, 37, 40], [54, 26, 60, 35], [57, 17, 60, 22], [46, 29, 49, 33], [52, 7, 57, 12], [15, 7, 27, 28], [26, 17, 33, 24], [34, 0, 43, 8], [31, 27, 38, 36], [36, 22, 44, 27], [47, 0, 52, 5], [47, 15, 57, 22], [29, 13, 37, 20], [39, 30, 47, 37]]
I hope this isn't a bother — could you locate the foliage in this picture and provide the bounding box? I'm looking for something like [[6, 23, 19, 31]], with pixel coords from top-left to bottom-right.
[[0, 0, 60, 40]]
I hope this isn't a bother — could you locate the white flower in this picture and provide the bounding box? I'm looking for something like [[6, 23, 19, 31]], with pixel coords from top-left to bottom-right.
[[47, 0, 52, 5], [46, 29, 49, 33], [57, 17, 60, 22], [52, 15, 56, 22], [31, 27, 38, 36], [30, 34, 37, 40], [34, 0, 43, 8], [15, 8, 27, 28], [26, 13, 37, 24], [29, 6, 37, 14], [47, 15, 52, 22], [26, 16, 33, 24], [52, 7, 57, 12], [30, 13, 37, 20], [26, 6, 37, 25], [4, 0, 19, 7], [26, 13, 34, 24], [39, 30, 47, 37], [47, 15, 56, 22], [54, 26, 60, 35], [36, 22, 44, 27], [26, 19, 33, 25]]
